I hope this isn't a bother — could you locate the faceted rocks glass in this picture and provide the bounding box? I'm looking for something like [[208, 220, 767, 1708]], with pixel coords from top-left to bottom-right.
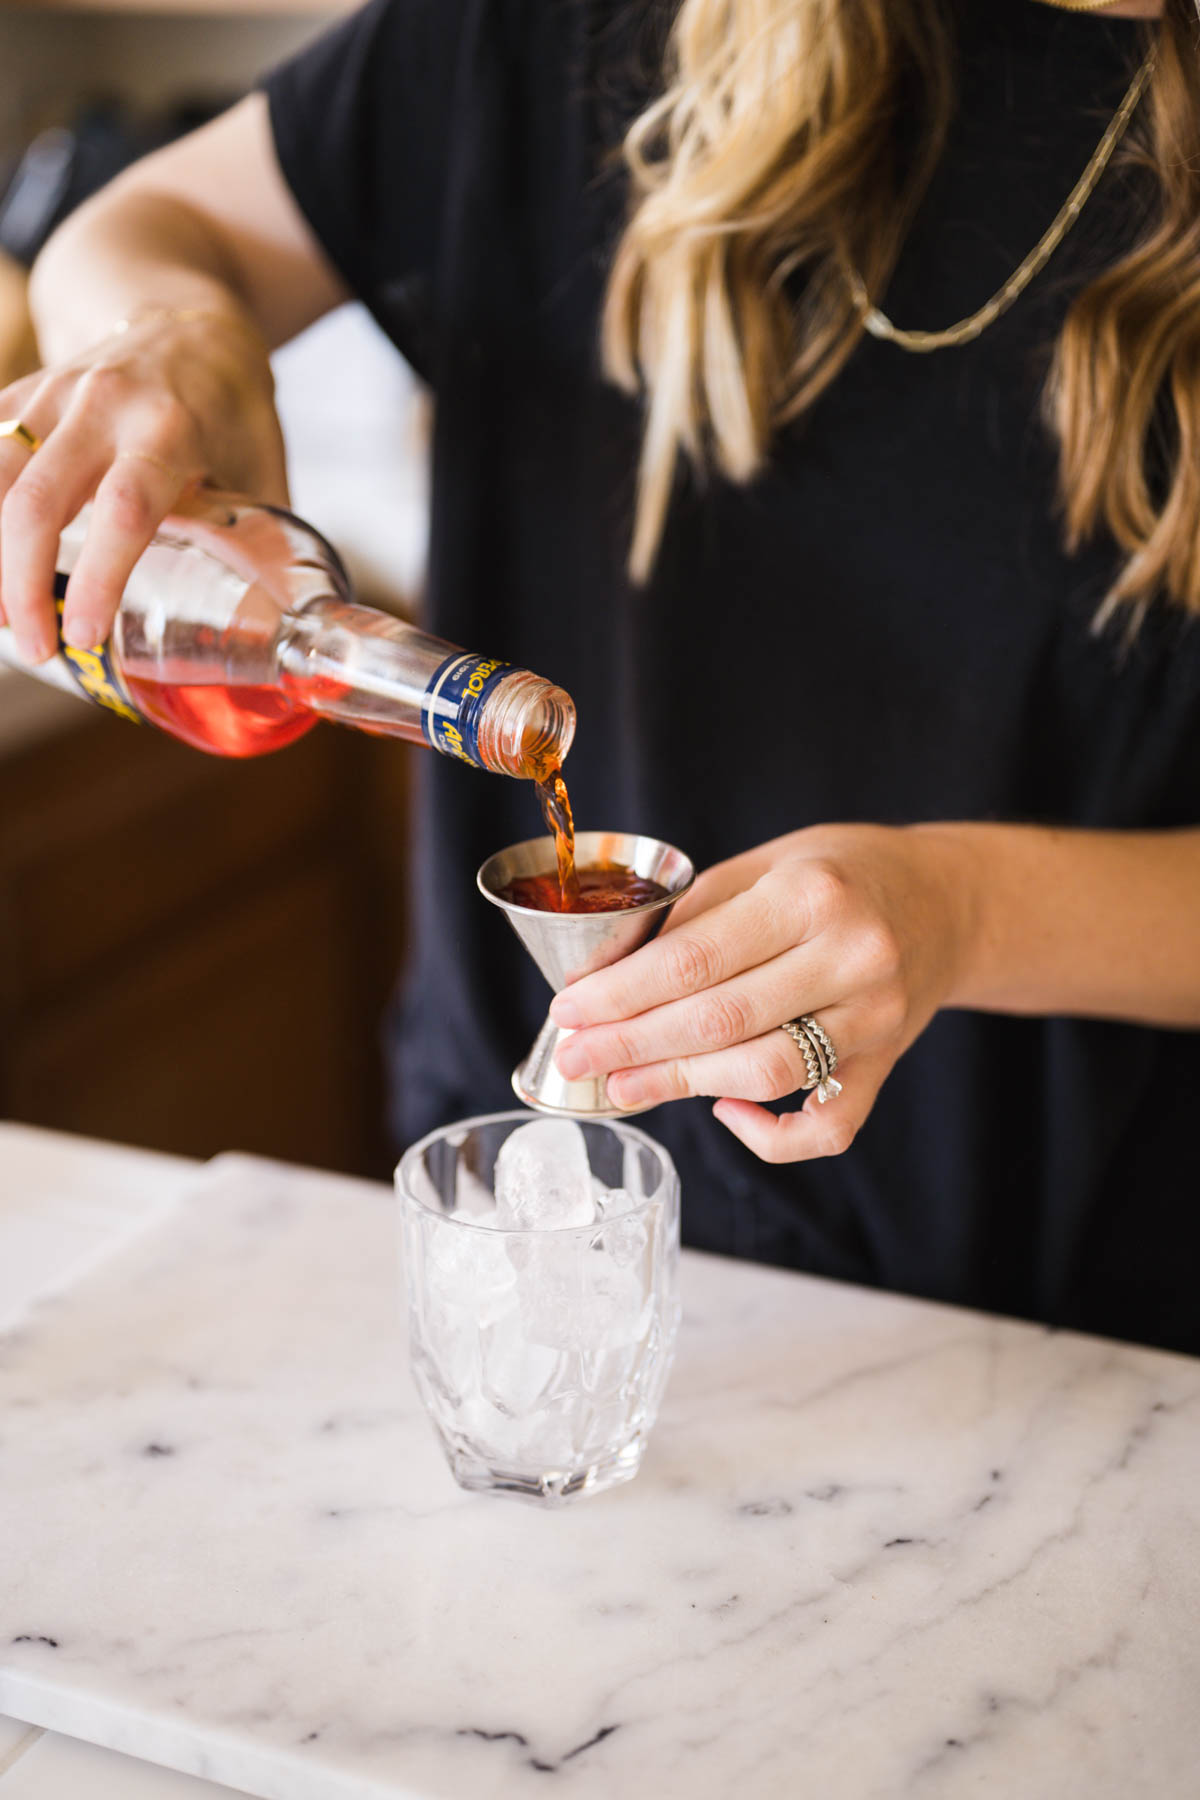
[[397, 1111, 681, 1504]]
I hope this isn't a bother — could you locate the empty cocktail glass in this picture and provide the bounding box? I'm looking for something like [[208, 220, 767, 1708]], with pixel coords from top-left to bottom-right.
[[397, 1110, 681, 1503]]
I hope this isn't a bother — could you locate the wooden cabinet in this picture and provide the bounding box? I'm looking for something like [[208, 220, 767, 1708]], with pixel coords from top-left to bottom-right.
[[0, 704, 411, 1177]]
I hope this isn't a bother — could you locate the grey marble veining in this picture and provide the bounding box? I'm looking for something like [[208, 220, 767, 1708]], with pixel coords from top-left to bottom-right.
[[2, 1150, 1199, 1799]]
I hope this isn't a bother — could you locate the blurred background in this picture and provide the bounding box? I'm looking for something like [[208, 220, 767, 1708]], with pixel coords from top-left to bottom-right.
[[0, 0, 434, 1178]]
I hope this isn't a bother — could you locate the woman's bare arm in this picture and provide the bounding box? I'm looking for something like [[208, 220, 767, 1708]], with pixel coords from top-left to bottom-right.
[[546, 819, 1200, 1166], [30, 93, 348, 359], [2, 94, 347, 660]]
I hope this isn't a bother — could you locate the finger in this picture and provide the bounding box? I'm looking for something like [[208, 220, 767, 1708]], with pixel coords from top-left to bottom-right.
[[556, 944, 841, 1081], [550, 871, 820, 1030], [0, 430, 106, 665], [603, 1002, 859, 1111], [0, 376, 52, 475], [60, 450, 192, 649], [662, 843, 780, 933], [0, 387, 57, 647], [711, 1045, 895, 1165]]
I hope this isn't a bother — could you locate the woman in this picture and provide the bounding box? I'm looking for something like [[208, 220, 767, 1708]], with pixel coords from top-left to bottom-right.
[[3, 0, 1196, 1351]]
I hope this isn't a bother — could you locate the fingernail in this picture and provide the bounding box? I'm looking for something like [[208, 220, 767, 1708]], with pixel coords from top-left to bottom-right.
[[63, 619, 102, 651], [550, 996, 583, 1029], [609, 1073, 644, 1107], [555, 1042, 587, 1079], [18, 634, 52, 665]]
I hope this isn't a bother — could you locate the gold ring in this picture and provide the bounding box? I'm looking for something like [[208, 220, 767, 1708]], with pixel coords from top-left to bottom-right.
[[0, 419, 41, 456]]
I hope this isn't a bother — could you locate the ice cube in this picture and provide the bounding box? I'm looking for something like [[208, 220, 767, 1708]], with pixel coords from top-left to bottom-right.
[[480, 1312, 564, 1415], [599, 1213, 648, 1269], [514, 1410, 581, 1470], [494, 1119, 595, 1230], [591, 1185, 647, 1265], [424, 1219, 518, 1325], [515, 1240, 647, 1351], [455, 1164, 497, 1219], [593, 1179, 639, 1214]]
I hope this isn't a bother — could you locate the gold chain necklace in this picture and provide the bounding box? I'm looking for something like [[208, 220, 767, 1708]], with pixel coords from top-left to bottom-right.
[[844, 49, 1154, 353], [1034, 2, 1127, 11]]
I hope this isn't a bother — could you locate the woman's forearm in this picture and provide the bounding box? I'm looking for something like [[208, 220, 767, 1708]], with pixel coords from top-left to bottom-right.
[[0, 98, 347, 659], [28, 94, 346, 364], [29, 186, 260, 366], [914, 822, 1200, 1028]]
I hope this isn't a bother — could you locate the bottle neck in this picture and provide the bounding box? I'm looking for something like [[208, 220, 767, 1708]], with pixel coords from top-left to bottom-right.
[[278, 599, 576, 776]]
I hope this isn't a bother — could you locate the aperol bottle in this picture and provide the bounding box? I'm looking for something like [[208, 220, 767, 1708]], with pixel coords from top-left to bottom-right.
[[0, 491, 575, 776]]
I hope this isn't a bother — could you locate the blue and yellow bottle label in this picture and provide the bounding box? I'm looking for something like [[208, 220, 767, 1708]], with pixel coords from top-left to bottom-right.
[[53, 572, 143, 724], [422, 651, 512, 768]]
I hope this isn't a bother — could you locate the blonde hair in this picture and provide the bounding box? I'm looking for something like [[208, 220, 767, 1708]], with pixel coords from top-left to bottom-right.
[[604, 0, 1200, 623]]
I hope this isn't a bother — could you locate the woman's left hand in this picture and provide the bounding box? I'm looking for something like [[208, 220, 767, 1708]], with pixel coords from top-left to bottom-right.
[[549, 824, 978, 1164]]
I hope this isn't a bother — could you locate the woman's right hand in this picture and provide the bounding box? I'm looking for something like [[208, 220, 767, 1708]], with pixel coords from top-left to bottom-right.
[[0, 307, 289, 664]]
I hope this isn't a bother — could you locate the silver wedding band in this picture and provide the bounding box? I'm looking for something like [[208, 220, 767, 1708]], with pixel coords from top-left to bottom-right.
[[781, 1014, 843, 1104]]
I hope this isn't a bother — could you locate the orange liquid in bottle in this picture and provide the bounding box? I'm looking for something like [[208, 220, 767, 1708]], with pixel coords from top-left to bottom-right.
[[123, 678, 317, 758]]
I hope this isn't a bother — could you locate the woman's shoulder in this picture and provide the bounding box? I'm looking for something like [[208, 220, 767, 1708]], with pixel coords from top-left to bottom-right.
[[261, 0, 668, 349], [272, 0, 667, 133]]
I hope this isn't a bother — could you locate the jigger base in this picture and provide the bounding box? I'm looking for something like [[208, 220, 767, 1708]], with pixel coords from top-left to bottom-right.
[[511, 1017, 657, 1119]]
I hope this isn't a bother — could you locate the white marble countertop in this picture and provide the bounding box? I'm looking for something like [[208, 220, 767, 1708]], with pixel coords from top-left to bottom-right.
[[0, 1125, 236, 1796], [2, 1121, 1199, 1799]]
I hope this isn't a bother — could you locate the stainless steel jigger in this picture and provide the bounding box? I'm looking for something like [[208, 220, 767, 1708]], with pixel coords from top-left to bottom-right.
[[477, 829, 695, 1119]]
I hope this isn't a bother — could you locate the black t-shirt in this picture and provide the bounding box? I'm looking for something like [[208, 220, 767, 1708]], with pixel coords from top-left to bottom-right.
[[265, 0, 1200, 1353]]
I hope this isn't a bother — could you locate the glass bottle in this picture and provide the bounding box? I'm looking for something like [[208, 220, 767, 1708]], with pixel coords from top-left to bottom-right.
[[0, 491, 575, 773]]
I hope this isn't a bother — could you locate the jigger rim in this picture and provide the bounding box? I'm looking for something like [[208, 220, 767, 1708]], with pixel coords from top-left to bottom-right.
[[476, 829, 695, 920]]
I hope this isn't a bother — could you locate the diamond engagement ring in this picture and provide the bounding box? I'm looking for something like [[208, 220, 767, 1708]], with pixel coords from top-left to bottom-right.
[[781, 1015, 843, 1104]]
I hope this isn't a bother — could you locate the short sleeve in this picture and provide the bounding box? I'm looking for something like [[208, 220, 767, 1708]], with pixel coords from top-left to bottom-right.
[[262, 0, 464, 366]]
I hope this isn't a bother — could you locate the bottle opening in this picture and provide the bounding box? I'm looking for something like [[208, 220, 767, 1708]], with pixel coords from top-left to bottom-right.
[[479, 673, 577, 780]]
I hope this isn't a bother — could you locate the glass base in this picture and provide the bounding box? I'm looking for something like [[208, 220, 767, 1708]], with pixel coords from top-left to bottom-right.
[[446, 1433, 646, 1505]]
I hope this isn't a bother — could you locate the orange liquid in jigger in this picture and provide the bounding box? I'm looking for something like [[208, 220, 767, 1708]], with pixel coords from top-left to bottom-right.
[[524, 741, 664, 914], [499, 865, 670, 915]]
